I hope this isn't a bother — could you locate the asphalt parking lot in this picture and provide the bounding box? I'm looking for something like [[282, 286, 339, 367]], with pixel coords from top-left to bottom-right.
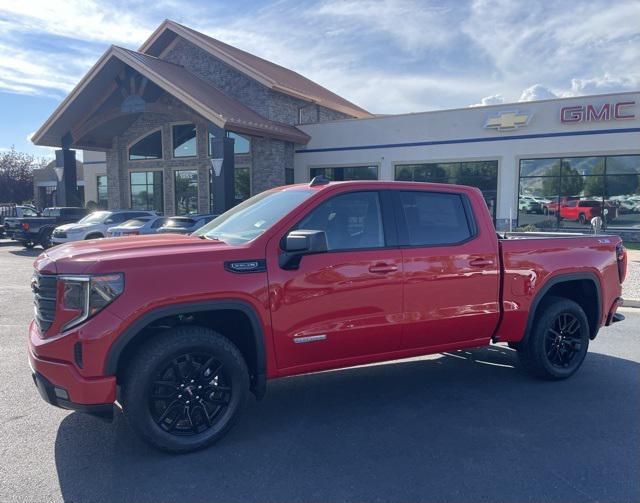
[[0, 240, 638, 503]]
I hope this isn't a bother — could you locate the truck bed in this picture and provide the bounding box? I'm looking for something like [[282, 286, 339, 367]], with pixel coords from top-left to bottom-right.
[[494, 232, 623, 343]]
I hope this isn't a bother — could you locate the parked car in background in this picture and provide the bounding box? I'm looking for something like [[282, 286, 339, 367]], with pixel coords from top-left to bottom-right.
[[107, 216, 171, 237], [0, 204, 39, 238], [156, 214, 217, 235], [52, 210, 156, 244], [10, 207, 88, 249], [518, 196, 544, 214], [559, 199, 618, 225]]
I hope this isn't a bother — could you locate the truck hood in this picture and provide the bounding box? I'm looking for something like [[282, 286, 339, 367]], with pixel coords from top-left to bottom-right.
[[36, 233, 233, 274]]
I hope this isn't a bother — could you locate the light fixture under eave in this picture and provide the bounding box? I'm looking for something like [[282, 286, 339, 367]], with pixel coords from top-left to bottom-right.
[[210, 158, 223, 177]]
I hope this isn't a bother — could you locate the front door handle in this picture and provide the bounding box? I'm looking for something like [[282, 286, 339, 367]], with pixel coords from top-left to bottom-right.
[[469, 258, 494, 268], [369, 263, 398, 274]]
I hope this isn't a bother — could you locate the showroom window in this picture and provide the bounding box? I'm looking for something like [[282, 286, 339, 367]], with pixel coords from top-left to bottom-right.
[[129, 130, 162, 160], [517, 155, 640, 230], [130, 171, 163, 213], [97, 175, 108, 209], [174, 170, 198, 215], [172, 124, 197, 158], [285, 167, 295, 185], [309, 165, 378, 181], [235, 167, 251, 201], [228, 131, 250, 154], [395, 161, 498, 221]]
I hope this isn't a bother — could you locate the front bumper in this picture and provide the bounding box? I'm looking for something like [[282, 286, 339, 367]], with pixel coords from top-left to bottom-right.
[[30, 369, 114, 421], [28, 327, 116, 419]]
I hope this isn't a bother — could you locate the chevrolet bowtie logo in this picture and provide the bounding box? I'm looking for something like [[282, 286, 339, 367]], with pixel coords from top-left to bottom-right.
[[484, 111, 532, 131]]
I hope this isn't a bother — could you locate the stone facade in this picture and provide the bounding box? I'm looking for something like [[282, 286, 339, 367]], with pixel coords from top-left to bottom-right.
[[103, 36, 355, 214], [106, 94, 211, 215]]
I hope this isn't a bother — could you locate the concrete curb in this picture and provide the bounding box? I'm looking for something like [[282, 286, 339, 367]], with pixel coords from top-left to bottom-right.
[[623, 299, 640, 308]]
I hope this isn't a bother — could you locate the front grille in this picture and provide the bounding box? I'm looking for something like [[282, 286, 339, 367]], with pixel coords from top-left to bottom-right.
[[53, 230, 67, 238], [32, 273, 57, 333]]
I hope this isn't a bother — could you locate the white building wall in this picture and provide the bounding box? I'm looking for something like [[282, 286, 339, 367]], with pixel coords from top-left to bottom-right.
[[81, 150, 107, 207], [295, 91, 640, 228]]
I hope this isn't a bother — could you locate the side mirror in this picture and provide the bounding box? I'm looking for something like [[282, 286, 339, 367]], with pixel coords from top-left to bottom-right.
[[280, 230, 327, 270]]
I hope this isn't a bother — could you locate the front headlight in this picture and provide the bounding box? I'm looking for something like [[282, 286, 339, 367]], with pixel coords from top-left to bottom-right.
[[59, 273, 124, 331]]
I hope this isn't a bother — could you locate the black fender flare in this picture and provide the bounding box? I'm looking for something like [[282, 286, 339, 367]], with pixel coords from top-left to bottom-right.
[[522, 272, 602, 344], [104, 300, 267, 399]]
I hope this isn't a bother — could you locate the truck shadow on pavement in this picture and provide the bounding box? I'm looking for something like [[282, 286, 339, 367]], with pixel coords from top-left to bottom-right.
[[54, 346, 640, 503], [8, 248, 41, 257]]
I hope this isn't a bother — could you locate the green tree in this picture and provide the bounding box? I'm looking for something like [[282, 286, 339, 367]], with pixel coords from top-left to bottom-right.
[[0, 147, 46, 203]]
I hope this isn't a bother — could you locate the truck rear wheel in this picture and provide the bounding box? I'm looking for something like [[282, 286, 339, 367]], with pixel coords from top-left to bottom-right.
[[517, 296, 589, 380], [122, 326, 249, 453]]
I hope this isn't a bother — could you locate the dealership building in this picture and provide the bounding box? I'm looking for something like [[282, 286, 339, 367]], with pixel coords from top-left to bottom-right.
[[32, 20, 640, 238]]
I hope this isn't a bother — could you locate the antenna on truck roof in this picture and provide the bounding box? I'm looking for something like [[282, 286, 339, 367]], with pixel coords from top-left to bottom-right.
[[309, 176, 331, 187]]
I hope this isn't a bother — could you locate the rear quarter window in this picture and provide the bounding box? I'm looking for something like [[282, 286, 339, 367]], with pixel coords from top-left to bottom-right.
[[399, 191, 473, 246]]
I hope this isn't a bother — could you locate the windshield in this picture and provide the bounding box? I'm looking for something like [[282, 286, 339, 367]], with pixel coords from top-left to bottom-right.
[[79, 211, 110, 224], [194, 188, 315, 245], [121, 218, 150, 228]]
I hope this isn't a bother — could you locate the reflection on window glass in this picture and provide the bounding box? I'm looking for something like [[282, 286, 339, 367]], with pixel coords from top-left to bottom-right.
[[129, 130, 162, 160], [285, 168, 295, 185], [394, 161, 498, 220], [297, 191, 384, 250], [518, 155, 640, 231], [97, 175, 108, 209], [235, 168, 250, 201], [130, 171, 163, 213], [172, 124, 197, 157], [174, 170, 198, 215], [399, 191, 472, 246], [227, 132, 250, 154], [310, 166, 378, 181]]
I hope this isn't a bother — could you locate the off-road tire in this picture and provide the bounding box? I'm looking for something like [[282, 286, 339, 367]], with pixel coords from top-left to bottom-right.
[[517, 296, 590, 380], [122, 326, 249, 453]]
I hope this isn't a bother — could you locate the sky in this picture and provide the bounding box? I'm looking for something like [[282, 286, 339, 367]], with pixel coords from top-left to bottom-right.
[[0, 0, 638, 158]]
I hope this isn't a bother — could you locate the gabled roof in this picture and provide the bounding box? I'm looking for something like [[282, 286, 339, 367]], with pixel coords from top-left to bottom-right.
[[140, 19, 373, 119], [32, 45, 310, 147]]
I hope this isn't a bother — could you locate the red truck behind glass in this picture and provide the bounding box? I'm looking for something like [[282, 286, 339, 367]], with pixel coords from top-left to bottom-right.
[[28, 180, 628, 452]]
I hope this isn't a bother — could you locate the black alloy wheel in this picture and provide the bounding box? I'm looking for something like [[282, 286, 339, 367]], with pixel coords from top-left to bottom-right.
[[150, 352, 232, 435], [543, 312, 583, 369], [123, 326, 249, 453], [517, 296, 589, 380]]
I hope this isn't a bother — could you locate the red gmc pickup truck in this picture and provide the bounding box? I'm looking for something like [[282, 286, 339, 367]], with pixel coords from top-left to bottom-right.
[[29, 179, 628, 452]]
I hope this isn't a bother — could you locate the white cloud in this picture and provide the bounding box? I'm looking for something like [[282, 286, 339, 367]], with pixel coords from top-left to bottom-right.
[[314, 0, 455, 54], [566, 73, 638, 96], [519, 84, 557, 102], [0, 0, 638, 116], [469, 94, 505, 107], [462, 0, 640, 100], [0, 0, 155, 45]]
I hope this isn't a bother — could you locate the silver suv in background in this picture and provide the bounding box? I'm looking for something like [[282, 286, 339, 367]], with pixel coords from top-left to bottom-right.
[[52, 210, 156, 244]]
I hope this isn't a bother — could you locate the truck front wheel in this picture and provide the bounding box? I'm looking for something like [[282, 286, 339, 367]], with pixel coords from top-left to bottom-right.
[[122, 326, 249, 453], [517, 296, 589, 380]]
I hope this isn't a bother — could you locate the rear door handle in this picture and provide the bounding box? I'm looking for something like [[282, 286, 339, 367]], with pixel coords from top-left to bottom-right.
[[469, 258, 494, 268], [369, 263, 398, 274]]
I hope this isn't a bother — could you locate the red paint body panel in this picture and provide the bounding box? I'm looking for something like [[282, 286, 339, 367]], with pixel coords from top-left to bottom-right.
[[27, 181, 625, 409]]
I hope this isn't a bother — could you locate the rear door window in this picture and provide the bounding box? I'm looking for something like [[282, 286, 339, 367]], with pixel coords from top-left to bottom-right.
[[398, 191, 473, 246]]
